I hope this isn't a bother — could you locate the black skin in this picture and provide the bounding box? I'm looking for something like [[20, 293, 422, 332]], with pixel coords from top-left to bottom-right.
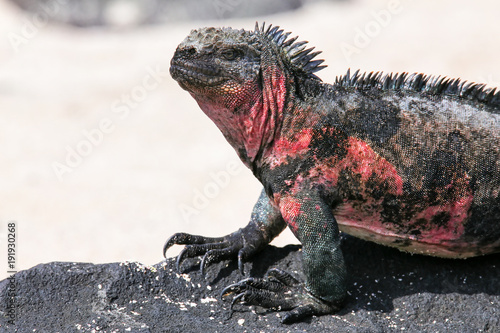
[[164, 24, 500, 323]]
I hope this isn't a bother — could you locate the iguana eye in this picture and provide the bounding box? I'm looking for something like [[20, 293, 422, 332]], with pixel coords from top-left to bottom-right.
[[221, 49, 241, 60]]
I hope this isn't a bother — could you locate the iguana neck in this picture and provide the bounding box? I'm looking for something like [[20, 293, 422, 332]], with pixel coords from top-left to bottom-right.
[[192, 69, 294, 171]]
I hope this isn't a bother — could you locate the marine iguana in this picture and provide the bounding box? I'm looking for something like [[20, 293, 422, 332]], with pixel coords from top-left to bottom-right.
[[164, 22, 500, 323]]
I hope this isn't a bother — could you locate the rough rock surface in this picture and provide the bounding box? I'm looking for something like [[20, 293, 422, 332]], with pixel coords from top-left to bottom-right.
[[0, 236, 499, 332]]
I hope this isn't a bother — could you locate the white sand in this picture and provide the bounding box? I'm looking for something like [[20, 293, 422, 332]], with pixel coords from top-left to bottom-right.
[[0, 0, 499, 280]]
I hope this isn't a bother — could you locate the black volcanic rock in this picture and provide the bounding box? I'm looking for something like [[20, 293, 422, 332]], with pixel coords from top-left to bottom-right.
[[1, 236, 499, 332]]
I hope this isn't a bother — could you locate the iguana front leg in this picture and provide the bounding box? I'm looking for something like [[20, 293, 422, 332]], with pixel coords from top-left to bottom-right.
[[222, 190, 347, 323], [163, 189, 286, 274]]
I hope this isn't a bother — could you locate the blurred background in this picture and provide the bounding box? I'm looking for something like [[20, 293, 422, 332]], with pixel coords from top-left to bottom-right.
[[0, 0, 499, 280]]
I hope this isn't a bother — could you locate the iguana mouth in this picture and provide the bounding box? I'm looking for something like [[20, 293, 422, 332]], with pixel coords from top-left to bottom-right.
[[170, 59, 226, 87]]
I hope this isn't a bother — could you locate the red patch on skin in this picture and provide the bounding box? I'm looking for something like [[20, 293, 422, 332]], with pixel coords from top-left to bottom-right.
[[335, 190, 473, 257], [268, 129, 314, 168], [279, 195, 302, 234], [410, 176, 473, 240], [193, 64, 288, 167], [275, 129, 313, 153], [242, 64, 288, 162], [325, 141, 473, 252], [310, 136, 404, 196]]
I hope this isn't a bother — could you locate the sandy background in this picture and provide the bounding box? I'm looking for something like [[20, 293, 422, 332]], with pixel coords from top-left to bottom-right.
[[0, 0, 499, 280]]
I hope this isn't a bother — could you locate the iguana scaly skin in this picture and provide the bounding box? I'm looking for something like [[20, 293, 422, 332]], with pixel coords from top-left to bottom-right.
[[164, 23, 500, 323]]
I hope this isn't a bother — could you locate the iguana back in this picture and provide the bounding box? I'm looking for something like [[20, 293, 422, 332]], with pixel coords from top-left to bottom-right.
[[285, 73, 500, 257]]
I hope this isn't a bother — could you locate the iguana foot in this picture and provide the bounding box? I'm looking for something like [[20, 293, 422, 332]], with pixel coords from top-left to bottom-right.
[[163, 221, 270, 275], [221, 268, 341, 324]]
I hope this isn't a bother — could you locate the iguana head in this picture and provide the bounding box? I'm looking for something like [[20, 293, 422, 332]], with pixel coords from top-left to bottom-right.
[[170, 23, 325, 165], [170, 27, 262, 109], [170, 23, 325, 108]]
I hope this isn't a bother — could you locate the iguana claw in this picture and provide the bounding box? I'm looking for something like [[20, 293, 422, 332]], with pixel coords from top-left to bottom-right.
[[163, 221, 272, 275], [221, 268, 341, 324]]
